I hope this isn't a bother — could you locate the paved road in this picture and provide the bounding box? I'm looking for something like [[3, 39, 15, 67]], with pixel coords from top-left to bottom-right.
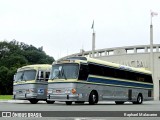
[[1, 100, 160, 111], [0, 100, 160, 120]]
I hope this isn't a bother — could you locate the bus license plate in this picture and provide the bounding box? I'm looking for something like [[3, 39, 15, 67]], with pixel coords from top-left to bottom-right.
[[56, 90, 61, 93], [19, 91, 23, 94]]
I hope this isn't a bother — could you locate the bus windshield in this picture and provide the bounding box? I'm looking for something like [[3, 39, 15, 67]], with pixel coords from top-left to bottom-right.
[[50, 63, 79, 80], [15, 70, 36, 81]]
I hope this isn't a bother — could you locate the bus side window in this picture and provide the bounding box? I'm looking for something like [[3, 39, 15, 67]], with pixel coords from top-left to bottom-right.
[[78, 64, 89, 81], [37, 71, 44, 81], [45, 72, 50, 81]]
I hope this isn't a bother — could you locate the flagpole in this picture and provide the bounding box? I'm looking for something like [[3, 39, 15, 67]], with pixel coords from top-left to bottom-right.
[[150, 12, 153, 75], [91, 20, 95, 57]]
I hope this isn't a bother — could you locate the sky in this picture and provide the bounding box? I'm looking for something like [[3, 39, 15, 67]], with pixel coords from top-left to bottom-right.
[[0, 0, 160, 60]]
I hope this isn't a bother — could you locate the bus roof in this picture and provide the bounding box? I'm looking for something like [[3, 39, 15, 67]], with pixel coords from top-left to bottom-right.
[[64, 56, 151, 75], [87, 57, 151, 75], [17, 64, 51, 72]]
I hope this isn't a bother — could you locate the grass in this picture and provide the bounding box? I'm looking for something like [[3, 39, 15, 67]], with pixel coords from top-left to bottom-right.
[[0, 95, 12, 100]]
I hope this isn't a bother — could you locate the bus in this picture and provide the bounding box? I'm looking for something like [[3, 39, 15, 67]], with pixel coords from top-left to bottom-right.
[[47, 57, 153, 105], [13, 64, 54, 104]]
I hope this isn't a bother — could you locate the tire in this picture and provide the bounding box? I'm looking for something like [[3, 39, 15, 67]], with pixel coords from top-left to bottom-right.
[[89, 91, 98, 105], [66, 101, 72, 105], [115, 101, 124, 104], [46, 100, 55, 104], [133, 94, 143, 104], [29, 99, 38, 104], [75, 101, 85, 104]]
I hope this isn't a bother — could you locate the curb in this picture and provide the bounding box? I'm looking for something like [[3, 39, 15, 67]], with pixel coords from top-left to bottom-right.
[[0, 100, 158, 104], [0, 100, 47, 103], [0, 100, 27, 103], [0, 100, 124, 104]]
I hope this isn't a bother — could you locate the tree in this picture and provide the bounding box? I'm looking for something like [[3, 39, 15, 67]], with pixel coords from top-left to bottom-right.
[[0, 40, 55, 95], [0, 66, 9, 94]]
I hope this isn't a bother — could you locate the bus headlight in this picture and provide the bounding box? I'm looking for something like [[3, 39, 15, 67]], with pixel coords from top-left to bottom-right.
[[13, 91, 16, 95], [71, 88, 76, 94], [65, 89, 71, 94], [65, 89, 76, 94]]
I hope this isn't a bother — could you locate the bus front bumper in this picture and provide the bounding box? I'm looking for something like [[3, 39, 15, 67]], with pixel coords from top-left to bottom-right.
[[13, 93, 38, 100]]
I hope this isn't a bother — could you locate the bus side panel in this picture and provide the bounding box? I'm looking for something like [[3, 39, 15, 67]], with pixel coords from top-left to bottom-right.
[[76, 83, 153, 102], [48, 82, 104, 102], [77, 83, 129, 101], [47, 82, 153, 102], [76, 83, 104, 101], [131, 88, 153, 101], [112, 87, 128, 101]]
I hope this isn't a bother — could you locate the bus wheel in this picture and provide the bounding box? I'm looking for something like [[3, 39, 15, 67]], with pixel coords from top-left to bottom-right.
[[133, 94, 143, 104], [46, 100, 55, 104], [115, 101, 124, 104], [29, 99, 38, 104], [89, 91, 98, 105], [66, 101, 72, 105]]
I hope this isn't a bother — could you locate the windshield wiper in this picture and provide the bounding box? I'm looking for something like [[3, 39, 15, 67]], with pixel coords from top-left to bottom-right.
[[18, 73, 24, 81], [52, 71, 60, 80], [21, 73, 27, 82], [61, 67, 67, 80], [51, 67, 67, 80]]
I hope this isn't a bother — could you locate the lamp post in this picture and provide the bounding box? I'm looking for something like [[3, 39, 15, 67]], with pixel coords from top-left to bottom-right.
[[150, 11, 158, 100]]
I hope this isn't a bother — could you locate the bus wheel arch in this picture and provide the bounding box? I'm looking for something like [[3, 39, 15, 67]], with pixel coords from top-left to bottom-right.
[[133, 93, 143, 104], [75, 101, 85, 104], [89, 90, 99, 105], [46, 100, 55, 104], [29, 99, 39, 104], [115, 101, 125, 104], [66, 101, 72, 105]]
